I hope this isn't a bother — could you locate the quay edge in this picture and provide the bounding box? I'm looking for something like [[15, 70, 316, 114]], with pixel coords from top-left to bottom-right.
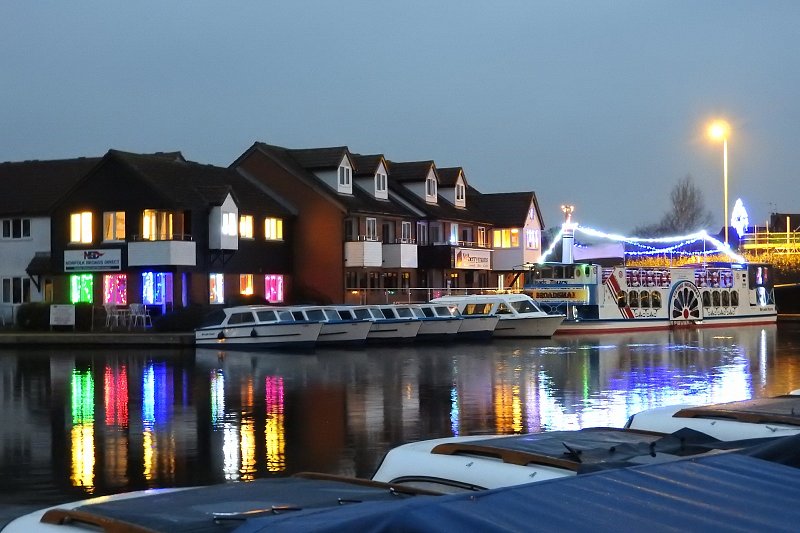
[[0, 332, 195, 346]]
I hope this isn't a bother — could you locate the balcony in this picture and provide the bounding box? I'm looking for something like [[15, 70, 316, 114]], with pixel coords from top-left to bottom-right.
[[419, 242, 492, 270], [344, 237, 382, 268], [382, 239, 418, 268], [128, 235, 196, 266]]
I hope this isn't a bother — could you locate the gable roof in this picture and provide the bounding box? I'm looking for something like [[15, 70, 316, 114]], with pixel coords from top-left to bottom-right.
[[286, 146, 351, 170], [470, 190, 544, 228], [387, 161, 436, 183], [436, 167, 465, 188], [0, 157, 101, 215], [351, 154, 385, 177]]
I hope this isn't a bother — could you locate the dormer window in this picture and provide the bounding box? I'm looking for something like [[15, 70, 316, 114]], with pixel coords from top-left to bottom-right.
[[338, 166, 351, 187], [425, 176, 437, 201], [456, 183, 465, 201], [376, 172, 387, 193], [221, 212, 238, 237]]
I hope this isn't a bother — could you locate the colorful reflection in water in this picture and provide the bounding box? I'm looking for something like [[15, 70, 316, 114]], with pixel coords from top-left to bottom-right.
[[4, 324, 800, 506]]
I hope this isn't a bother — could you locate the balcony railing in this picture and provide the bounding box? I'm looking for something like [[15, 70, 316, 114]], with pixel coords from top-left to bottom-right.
[[343, 286, 512, 305], [741, 231, 800, 252], [131, 233, 194, 242]]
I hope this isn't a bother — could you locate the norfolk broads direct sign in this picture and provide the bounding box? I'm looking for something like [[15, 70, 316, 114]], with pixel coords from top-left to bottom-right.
[[64, 249, 122, 272]]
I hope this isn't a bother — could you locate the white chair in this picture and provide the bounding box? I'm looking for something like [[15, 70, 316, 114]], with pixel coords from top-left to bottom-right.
[[104, 304, 120, 328], [129, 303, 152, 329]]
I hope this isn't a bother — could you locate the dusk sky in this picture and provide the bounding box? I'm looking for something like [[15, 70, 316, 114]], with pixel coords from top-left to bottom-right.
[[3, 1, 798, 233]]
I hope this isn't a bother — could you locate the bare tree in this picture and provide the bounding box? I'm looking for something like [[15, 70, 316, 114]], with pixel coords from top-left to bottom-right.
[[634, 175, 712, 236]]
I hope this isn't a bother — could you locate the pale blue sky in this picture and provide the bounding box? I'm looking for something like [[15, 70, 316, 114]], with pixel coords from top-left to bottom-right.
[[2, 1, 798, 232]]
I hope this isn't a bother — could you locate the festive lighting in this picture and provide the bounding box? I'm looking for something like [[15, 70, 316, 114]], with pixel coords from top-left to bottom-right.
[[538, 225, 745, 264], [731, 198, 749, 237]]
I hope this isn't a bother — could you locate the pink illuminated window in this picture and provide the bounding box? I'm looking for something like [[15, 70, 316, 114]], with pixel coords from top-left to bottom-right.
[[264, 275, 284, 303], [103, 274, 127, 304]]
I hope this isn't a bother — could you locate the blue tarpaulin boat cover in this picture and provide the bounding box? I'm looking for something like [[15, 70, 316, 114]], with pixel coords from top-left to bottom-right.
[[234, 453, 800, 533]]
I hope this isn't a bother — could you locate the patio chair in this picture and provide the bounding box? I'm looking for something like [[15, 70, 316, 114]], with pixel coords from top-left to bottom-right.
[[129, 303, 152, 329], [104, 304, 120, 328]]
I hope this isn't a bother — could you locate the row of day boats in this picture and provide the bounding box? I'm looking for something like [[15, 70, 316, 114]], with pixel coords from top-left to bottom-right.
[[194, 293, 567, 349]]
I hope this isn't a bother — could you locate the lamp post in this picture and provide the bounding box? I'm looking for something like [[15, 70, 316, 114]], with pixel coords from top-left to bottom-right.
[[708, 120, 730, 246], [560, 204, 575, 264]]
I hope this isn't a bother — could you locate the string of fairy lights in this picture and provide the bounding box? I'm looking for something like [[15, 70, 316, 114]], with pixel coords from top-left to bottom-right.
[[539, 224, 746, 264]]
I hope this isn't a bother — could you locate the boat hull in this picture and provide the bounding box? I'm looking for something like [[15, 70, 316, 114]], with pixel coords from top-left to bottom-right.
[[195, 322, 322, 350], [554, 313, 778, 335], [316, 320, 372, 346], [457, 315, 500, 340], [366, 320, 422, 342], [492, 315, 565, 338], [415, 318, 462, 341]]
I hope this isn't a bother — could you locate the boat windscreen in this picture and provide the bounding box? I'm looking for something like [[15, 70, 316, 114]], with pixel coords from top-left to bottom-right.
[[462, 303, 492, 315], [395, 307, 414, 318], [420, 307, 435, 318], [305, 309, 326, 321], [200, 310, 227, 327], [434, 306, 454, 317], [277, 310, 295, 322], [354, 308, 373, 320], [511, 299, 541, 313], [323, 309, 341, 321]]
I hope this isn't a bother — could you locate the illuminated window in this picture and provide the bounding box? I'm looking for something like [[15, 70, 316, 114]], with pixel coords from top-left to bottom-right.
[[493, 228, 520, 248], [239, 215, 254, 239], [70, 212, 93, 244], [265, 218, 283, 240], [265, 275, 284, 303], [240, 274, 254, 295], [209, 273, 224, 304], [142, 210, 174, 241], [525, 229, 540, 250], [450, 223, 459, 244], [142, 271, 171, 305], [221, 212, 238, 237], [103, 212, 125, 241], [103, 274, 127, 304], [70, 274, 94, 303]]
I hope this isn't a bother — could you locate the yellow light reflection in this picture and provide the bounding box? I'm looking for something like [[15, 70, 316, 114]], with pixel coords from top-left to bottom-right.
[[70, 425, 95, 492], [240, 418, 256, 480], [265, 376, 286, 472]]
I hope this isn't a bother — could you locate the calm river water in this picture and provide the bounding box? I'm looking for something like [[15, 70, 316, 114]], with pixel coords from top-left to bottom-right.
[[2, 323, 800, 509]]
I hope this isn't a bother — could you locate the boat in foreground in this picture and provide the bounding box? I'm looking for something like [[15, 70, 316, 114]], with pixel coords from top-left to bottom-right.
[[194, 305, 322, 350], [346, 305, 422, 342], [523, 261, 777, 334], [430, 293, 564, 337], [625, 393, 800, 440], [394, 303, 463, 341], [282, 305, 372, 346]]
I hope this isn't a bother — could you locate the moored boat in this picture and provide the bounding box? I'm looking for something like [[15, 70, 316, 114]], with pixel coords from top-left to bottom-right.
[[523, 261, 778, 334], [430, 293, 564, 337], [283, 305, 372, 346], [394, 303, 463, 341], [342, 305, 422, 342], [194, 305, 322, 350]]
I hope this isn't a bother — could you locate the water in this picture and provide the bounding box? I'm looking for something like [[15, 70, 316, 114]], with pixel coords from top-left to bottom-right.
[[2, 323, 800, 510]]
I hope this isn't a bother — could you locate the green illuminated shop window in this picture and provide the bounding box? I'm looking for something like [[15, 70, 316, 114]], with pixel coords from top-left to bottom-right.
[[70, 274, 94, 303]]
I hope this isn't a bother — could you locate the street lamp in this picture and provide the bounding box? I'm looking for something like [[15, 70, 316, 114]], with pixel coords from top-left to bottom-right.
[[708, 120, 730, 246], [560, 204, 575, 225]]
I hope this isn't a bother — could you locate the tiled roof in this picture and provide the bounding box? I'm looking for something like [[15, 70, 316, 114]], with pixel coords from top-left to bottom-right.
[[351, 154, 384, 177], [110, 150, 290, 216], [286, 146, 349, 170], [389, 180, 493, 224], [0, 157, 101, 215], [387, 161, 435, 182], [437, 167, 464, 187], [471, 190, 542, 227]]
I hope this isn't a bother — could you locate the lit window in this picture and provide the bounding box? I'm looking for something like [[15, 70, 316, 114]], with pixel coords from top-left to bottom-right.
[[70, 274, 94, 303], [70, 212, 93, 244], [525, 229, 540, 250], [103, 212, 125, 241], [240, 274, 254, 295], [493, 229, 520, 249], [103, 274, 127, 305], [265, 218, 284, 240], [239, 215, 254, 239], [142, 271, 169, 305], [222, 212, 238, 236], [142, 210, 174, 241], [265, 275, 284, 303], [209, 273, 224, 304]]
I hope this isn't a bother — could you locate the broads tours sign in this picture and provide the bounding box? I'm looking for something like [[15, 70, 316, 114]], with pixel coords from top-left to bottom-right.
[[64, 249, 122, 272]]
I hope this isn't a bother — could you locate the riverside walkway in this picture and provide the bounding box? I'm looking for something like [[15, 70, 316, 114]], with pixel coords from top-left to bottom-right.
[[0, 331, 194, 346]]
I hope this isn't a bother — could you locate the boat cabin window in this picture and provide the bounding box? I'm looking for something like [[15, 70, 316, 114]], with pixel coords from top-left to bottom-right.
[[651, 291, 661, 308], [511, 299, 540, 313], [460, 303, 486, 315], [711, 291, 721, 307], [228, 311, 256, 325], [617, 292, 627, 308], [323, 309, 341, 321], [419, 307, 435, 318], [380, 308, 398, 319], [721, 291, 730, 307], [255, 310, 278, 322], [496, 303, 513, 315], [291, 311, 306, 321], [394, 307, 414, 318], [277, 310, 294, 322], [305, 309, 326, 321], [639, 290, 650, 308], [354, 308, 373, 320], [434, 306, 453, 317], [702, 291, 711, 307], [731, 290, 739, 306], [201, 310, 227, 327], [628, 291, 638, 308]]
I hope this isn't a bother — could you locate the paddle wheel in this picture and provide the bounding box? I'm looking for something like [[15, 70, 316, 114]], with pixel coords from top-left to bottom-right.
[[669, 281, 703, 324]]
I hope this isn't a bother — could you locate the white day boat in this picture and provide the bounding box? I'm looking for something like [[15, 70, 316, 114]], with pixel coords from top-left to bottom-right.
[[430, 293, 564, 338], [281, 305, 372, 346], [394, 303, 463, 341], [522, 261, 778, 334], [371, 427, 788, 494], [341, 305, 422, 342], [194, 305, 322, 350], [624, 393, 800, 440]]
